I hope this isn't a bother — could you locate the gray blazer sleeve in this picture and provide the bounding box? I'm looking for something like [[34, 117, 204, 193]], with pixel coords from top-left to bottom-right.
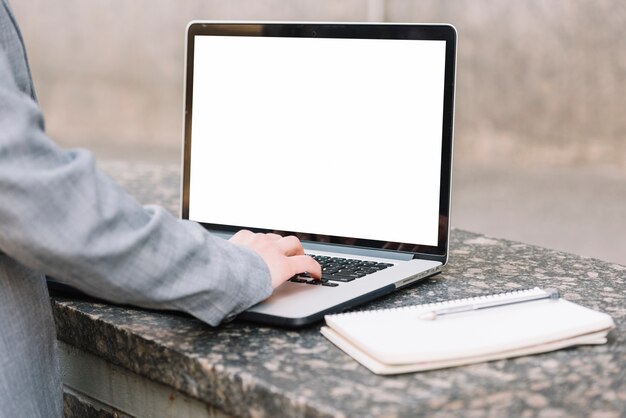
[[0, 49, 273, 326]]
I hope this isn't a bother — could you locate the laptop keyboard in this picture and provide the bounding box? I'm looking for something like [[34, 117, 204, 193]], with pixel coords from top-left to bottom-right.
[[289, 255, 394, 287]]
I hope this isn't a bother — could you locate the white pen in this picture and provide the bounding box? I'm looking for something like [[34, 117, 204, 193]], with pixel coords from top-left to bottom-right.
[[418, 288, 561, 320]]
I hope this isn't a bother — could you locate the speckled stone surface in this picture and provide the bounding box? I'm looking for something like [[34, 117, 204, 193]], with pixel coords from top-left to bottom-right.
[[52, 161, 626, 418]]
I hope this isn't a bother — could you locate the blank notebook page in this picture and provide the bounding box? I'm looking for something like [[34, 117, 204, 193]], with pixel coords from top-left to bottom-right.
[[324, 290, 615, 366]]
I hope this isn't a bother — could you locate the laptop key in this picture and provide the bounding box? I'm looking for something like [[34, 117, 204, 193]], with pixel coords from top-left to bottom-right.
[[325, 275, 356, 282], [322, 282, 339, 287], [336, 271, 360, 278], [289, 277, 340, 287]]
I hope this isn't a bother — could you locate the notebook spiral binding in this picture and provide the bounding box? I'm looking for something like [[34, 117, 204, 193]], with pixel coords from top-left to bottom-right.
[[334, 287, 545, 317]]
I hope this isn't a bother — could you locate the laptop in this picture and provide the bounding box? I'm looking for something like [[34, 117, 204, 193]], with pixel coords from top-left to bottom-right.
[[182, 22, 457, 327]]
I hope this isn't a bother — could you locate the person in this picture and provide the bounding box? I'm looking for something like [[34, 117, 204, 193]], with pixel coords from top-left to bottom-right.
[[0, 1, 321, 416]]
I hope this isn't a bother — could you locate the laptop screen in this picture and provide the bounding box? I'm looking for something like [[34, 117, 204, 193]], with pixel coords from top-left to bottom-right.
[[183, 23, 456, 258]]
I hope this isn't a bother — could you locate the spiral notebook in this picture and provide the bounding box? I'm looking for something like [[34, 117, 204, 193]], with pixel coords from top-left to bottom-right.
[[321, 287, 615, 375]]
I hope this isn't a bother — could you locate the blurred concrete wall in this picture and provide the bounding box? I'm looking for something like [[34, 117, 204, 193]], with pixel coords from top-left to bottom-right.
[[11, 0, 626, 166]]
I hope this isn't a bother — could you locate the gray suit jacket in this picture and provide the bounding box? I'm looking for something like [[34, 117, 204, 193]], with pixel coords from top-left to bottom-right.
[[0, 2, 272, 416]]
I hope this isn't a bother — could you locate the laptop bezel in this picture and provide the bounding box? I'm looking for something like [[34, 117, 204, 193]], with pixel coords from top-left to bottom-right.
[[181, 22, 456, 264]]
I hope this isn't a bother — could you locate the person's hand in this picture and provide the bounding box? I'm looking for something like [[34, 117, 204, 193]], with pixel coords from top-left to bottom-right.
[[229, 230, 322, 289]]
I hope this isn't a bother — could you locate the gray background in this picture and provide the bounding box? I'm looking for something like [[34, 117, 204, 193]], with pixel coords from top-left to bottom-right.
[[12, 0, 626, 265]]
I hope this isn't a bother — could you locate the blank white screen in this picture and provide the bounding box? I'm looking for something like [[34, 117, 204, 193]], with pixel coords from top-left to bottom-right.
[[189, 35, 445, 246]]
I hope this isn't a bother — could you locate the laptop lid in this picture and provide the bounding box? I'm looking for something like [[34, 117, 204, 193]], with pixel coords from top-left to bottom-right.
[[182, 22, 456, 264]]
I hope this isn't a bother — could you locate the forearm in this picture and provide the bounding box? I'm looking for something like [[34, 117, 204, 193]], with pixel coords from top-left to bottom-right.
[[0, 54, 272, 325]]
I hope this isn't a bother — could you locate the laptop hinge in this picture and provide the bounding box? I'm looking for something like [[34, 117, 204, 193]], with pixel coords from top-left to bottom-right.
[[207, 230, 416, 262], [301, 242, 413, 261]]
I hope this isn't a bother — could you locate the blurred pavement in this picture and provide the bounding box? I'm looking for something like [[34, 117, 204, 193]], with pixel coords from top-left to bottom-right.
[[452, 163, 626, 266], [99, 154, 626, 267], [11, 0, 626, 266]]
